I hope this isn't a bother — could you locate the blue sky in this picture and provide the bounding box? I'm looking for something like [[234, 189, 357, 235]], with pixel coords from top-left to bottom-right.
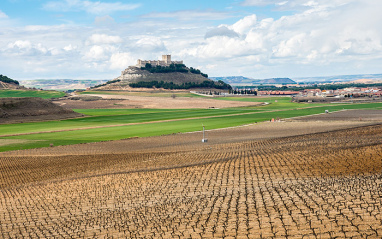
[[0, 0, 381, 80]]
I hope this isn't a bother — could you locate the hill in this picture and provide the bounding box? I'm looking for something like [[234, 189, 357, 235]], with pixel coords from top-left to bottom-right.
[[20, 79, 109, 91], [210, 76, 255, 85], [0, 74, 22, 89], [210, 76, 296, 85], [259, 78, 296, 84], [0, 81, 23, 90], [293, 73, 382, 83], [0, 74, 19, 85], [93, 65, 231, 90], [0, 97, 82, 124]]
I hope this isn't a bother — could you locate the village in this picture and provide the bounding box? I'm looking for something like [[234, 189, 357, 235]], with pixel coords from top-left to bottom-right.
[[256, 86, 382, 97]]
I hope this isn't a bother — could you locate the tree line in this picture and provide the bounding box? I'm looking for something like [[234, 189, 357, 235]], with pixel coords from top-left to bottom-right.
[[129, 80, 232, 90], [0, 75, 19, 85], [229, 89, 257, 95], [92, 79, 121, 89], [141, 64, 208, 78]]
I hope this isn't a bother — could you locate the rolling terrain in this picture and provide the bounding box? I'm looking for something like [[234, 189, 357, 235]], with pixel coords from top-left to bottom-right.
[[0, 91, 381, 238], [0, 115, 381, 238], [1, 95, 382, 152]]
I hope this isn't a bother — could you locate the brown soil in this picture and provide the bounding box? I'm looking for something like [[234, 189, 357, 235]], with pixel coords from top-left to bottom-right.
[[1, 122, 382, 237], [290, 109, 382, 121], [0, 97, 83, 124], [55, 94, 262, 109], [0, 81, 22, 89]]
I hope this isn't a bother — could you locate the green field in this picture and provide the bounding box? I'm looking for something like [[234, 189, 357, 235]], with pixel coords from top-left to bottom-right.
[[1, 97, 381, 152], [0, 90, 65, 99]]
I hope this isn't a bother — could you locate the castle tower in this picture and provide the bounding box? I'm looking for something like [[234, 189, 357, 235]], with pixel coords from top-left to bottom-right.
[[162, 55, 171, 65]]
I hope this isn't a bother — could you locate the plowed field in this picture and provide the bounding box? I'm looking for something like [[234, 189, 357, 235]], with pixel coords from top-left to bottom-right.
[[1, 122, 382, 238]]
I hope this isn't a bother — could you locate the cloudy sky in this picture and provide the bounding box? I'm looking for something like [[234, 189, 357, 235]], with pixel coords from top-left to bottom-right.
[[0, 0, 381, 80]]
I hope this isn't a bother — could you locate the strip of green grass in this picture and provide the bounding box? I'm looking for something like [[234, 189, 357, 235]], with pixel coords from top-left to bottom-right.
[[1, 102, 381, 152], [0, 108, 258, 135], [73, 108, 187, 116], [0, 89, 65, 99]]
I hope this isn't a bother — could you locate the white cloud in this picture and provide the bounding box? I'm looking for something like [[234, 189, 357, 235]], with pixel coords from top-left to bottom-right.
[[84, 45, 116, 61], [43, 0, 140, 15], [64, 44, 77, 51], [2, 0, 382, 80], [231, 14, 257, 35], [241, 0, 280, 6], [272, 33, 307, 57], [0, 10, 8, 19], [134, 37, 166, 52], [110, 52, 135, 70], [5, 40, 50, 56], [205, 26, 239, 39], [178, 0, 382, 77], [241, 0, 354, 10], [94, 15, 115, 26], [87, 34, 122, 45], [141, 10, 231, 21]]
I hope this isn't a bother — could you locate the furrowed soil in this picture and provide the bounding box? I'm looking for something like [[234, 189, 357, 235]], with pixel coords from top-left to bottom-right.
[[1, 118, 382, 238]]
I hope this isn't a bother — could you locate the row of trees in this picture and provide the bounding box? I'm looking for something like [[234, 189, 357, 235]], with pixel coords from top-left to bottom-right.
[[129, 80, 232, 90], [141, 64, 208, 78], [189, 67, 208, 78], [229, 89, 257, 95], [92, 79, 121, 89], [0, 75, 19, 85]]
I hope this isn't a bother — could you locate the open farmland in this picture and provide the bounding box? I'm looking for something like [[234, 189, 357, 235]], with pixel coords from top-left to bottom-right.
[[0, 120, 382, 238], [58, 92, 263, 109], [1, 100, 382, 151], [0, 89, 65, 99]]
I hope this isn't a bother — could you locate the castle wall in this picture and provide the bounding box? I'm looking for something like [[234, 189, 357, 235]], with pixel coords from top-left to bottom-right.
[[136, 55, 183, 68]]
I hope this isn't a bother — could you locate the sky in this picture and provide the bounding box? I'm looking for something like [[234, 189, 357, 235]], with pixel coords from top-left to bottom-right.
[[0, 0, 382, 80]]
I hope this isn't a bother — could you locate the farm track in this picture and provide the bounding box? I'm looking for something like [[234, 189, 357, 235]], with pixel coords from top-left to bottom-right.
[[1, 123, 382, 238]]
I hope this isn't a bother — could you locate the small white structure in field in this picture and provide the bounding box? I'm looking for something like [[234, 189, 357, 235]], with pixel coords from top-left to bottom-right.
[[325, 110, 329, 113], [202, 125, 208, 142]]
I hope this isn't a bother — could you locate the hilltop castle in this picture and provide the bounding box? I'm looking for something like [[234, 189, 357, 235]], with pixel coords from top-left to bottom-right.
[[136, 55, 183, 68]]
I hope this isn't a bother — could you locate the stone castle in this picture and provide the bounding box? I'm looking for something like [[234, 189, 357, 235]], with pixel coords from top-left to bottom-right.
[[136, 55, 183, 68]]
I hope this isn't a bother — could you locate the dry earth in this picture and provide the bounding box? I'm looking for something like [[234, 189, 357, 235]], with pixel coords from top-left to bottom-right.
[[1, 113, 382, 238], [0, 97, 82, 124], [290, 109, 382, 122], [55, 94, 262, 109]]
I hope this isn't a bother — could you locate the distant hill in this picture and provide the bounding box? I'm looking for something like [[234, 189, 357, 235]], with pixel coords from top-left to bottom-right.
[[259, 78, 296, 84], [210, 76, 255, 84], [210, 76, 295, 85], [292, 73, 382, 83], [20, 79, 109, 91]]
